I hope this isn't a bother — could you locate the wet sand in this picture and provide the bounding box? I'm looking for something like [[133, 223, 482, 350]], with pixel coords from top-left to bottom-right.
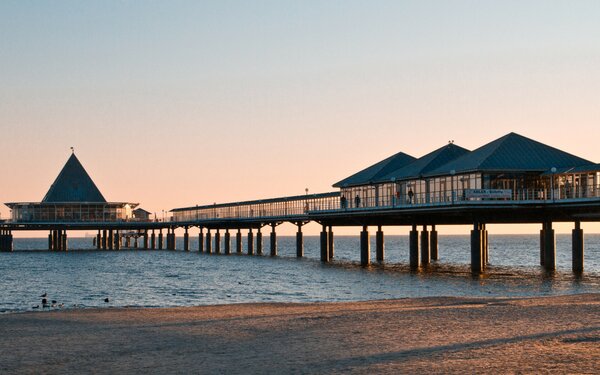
[[1, 294, 599, 374]]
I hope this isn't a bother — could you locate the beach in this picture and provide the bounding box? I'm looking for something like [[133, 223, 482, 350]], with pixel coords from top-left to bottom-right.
[[1, 294, 599, 374]]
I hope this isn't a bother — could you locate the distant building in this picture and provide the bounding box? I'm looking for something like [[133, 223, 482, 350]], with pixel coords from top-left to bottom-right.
[[5, 152, 138, 222]]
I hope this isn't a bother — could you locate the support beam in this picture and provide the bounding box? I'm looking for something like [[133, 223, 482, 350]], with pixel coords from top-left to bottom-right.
[[247, 229, 254, 255], [430, 225, 438, 261], [470, 223, 483, 274], [296, 224, 304, 258], [270, 225, 277, 257], [572, 221, 584, 273], [360, 226, 370, 266], [236, 229, 242, 254], [376, 225, 384, 262], [543, 221, 556, 272], [320, 225, 329, 262], [328, 226, 334, 260], [224, 229, 231, 255], [256, 228, 263, 255], [409, 225, 419, 270]]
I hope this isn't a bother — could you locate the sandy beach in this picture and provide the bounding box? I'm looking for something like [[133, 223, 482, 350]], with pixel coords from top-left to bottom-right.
[[1, 294, 599, 374]]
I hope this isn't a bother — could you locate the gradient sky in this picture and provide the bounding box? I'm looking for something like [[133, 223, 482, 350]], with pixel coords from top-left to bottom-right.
[[1, 1, 599, 235]]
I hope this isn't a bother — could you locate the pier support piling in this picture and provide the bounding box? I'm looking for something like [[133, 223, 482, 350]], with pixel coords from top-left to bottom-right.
[[376, 226, 384, 262], [360, 226, 370, 266], [543, 221, 556, 272], [215, 229, 221, 254], [296, 224, 304, 258], [421, 225, 430, 266], [247, 229, 254, 255], [256, 228, 263, 255], [143, 232, 148, 250], [270, 225, 277, 257], [108, 230, 114, 250], [206, 230, 212, 254], [224, 229, 231, 255], [236, 229, 242, 254], [96, 230, 101, 250], [409, 225, 419, 270], [328, 226, 334, 260], [470, 223, 484, 274], [198, 228, 204, 252], [115, 231, 121, 250], [572, 221, 584, 273], [158, 230, 163, 250], [102, 230, 107, 250], [151, 230, 156, 250], [320, 225, 330, 262], [183, 227, 189, 251], [430, 225, 438, 261]]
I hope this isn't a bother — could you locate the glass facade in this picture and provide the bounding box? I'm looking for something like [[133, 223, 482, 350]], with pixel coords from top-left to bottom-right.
[[7, 203, 134, 222]]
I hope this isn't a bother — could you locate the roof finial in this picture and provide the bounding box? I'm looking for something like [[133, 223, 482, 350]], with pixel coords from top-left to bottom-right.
[[70, 147, 74, 154]]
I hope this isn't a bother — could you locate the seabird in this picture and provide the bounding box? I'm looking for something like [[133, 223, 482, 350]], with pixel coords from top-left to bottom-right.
[[40, 293, 47, 298]]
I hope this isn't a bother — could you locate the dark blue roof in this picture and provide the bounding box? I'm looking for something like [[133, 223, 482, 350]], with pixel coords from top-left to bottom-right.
[[374, 143, 470, 183], [333, 151, 416, 188], [425, 132, 592, 176], [42, 153, 107, 203]]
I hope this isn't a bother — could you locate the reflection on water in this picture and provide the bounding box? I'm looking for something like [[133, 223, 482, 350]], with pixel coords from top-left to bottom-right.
[[1, 235, 598, 313]]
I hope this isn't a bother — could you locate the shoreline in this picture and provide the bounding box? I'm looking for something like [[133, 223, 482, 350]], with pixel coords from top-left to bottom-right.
[[1, 294, 599, 373]]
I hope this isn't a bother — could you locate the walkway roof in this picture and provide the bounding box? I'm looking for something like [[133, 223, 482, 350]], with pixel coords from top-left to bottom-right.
[[425, 132, 592, 176], [374, 143, 470, 183], [42, 153, 107, 203], [333, 151, 416, 188]]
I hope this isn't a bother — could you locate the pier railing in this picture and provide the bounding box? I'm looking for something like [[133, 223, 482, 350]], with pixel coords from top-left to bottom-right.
[[170, 185, 600, 223]]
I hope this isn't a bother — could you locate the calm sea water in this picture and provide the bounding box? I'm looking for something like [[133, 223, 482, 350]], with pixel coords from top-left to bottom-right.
[[1, 234, 599, 313]]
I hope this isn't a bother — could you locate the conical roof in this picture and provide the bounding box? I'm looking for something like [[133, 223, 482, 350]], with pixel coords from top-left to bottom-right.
[[426, 132, 592, 176], [42, 153, 106, 203], [333, 151, 416, 188], [375, 143, 470, 183]]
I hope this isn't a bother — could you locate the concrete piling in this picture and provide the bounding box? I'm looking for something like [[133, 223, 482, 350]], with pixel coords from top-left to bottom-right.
[[248, 229, 254, 255], [376, 225, 384, 262], [328, 226, 334, 260], [256, 228, 263, 255], [360, 226, 370, 266], [199, 228, 204, 252], [206, 229, 212, 254], [543, 221, 556, 272], [236, 229, 242, 254], [270, 225, 277, 257], [224, 229, 231, 255], [470, 223, 483, 274], [430, 225, 438, 261], [421, 225, 430, 266], [320, 225, 329, 262], [215, 229, 221, 254], [183, 227, 189, 251], [409, 225, 419, 270], [572, 221, 584, 273], [296, 224, 303, 258]]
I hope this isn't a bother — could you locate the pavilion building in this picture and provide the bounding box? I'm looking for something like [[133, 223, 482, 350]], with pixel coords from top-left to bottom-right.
[[5, 153, 138, 222], [334, 132, 600, 208]]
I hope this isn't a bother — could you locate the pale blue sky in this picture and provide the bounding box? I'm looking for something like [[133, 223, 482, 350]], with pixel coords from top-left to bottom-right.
[[1, 1, 599, 234]]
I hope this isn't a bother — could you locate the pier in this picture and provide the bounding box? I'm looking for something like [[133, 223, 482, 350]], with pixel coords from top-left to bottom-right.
[[2, 133, 600, 275]]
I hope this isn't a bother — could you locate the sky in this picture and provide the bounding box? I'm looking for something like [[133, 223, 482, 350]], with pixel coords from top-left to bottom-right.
[[1, 1, 600, 236]]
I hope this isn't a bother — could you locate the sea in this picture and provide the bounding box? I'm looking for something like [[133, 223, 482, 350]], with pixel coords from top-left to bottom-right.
[[1, 234, 599, 313]]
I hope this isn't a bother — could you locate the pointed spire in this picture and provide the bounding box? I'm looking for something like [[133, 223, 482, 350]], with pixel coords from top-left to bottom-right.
[[42, 154, 106, 203]]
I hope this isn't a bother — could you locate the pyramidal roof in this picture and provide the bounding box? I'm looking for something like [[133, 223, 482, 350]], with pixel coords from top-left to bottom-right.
[[333, 151, 416, 188], [42, 153, 107, 203], [375, 143, 470, 183], [426, 132, 592, 176]]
